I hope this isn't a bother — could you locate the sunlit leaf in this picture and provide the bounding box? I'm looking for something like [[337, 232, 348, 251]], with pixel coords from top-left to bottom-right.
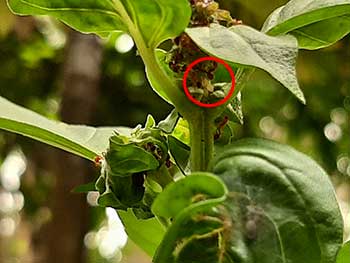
[[0, 96, 129, 160], [337, 241, 350, 263], [262, 0, 350, 49], [146, 49, 180, 104], [158, 109, 180, 134], [7, 0, 191, 47], [118, 210, 165, 257], [186, 24, 305, 103], [172, 118, 190, 146]]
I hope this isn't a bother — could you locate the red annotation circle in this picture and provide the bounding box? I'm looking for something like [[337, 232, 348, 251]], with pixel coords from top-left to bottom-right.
[[182, 57, 235, 108]]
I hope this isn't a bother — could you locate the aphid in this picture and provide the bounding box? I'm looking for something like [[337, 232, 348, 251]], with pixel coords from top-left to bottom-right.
[[165, 157, 172, 168], [245, 219, 258, 240], [94, 155, 103, 167], [244, 205, 263, 241], [207, 2, 219, 15], [214, 116, 229, 140], [144, 142, 163, 161]]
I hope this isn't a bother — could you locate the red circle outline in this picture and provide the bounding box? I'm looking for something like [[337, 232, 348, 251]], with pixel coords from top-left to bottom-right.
[[182, 57, 235, 108]]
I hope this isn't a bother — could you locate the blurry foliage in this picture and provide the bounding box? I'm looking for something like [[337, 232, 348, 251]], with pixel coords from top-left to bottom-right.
[[0, 0, 349, 262]]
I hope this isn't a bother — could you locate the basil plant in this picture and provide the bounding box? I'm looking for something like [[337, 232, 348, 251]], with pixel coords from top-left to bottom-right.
[[1, 0, 350, 262]]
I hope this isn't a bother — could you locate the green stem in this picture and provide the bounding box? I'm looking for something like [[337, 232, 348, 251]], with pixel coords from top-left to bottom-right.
[[112, 1, 233, 173], [189, 110, 216, 172], [112, 0, 194, 117]]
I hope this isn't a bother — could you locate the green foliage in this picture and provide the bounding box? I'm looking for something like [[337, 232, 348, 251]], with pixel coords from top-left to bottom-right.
[[118, 210, 165, 257], [224, 93, 244, 125], [262, 0, 350, 49], [95, 116, 171, 217], [7, 0, 191, 48], [186, 24, 304, 103], [168, 135, 190, 174], [152, 173, 229, 263], [106, 137, 159, 175], [146, 49, 178, 104], [7, 0, 194, 111], [151, 139, 343, 262], [0, 96, 126, 160], [7, 0, 126, 35], [2, 0, 350, 262], [337, 241, 350, 263], [211, 138, 343, 263]]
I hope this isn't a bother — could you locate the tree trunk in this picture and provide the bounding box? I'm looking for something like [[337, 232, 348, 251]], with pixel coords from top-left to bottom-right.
[[37, 31, 102, 263]]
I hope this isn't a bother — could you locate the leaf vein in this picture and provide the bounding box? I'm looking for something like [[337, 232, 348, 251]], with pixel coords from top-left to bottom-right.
[[18, 0, 123, 20]]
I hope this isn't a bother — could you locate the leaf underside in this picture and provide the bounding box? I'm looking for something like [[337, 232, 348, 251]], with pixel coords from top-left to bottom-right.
[[186, 24, 305, 103], [0, 96, 129, 160], [262, 0, 350, 49]]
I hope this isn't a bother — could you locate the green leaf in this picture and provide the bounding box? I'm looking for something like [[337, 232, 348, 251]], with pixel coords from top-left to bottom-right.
[[109, 174, 145, 208], [168, 135, 190, 174], [96, 167, 146, 211], [158, 109, 180, 134], [152, 173, 229, 263], [118, 209, 165, 257], [0, 96, 129, 161], [172, 118, 190, 146], [337, 241, 350, 263], [7, 0, 191, 47], [106, 136, 159, 175], [186, 24, 305, 103], [98, 189, 128, 210], [145, 114, 156, 129], [224, 92, 244, 125], [152, 173, 227, 219], [119, 0, 191, 48], [71, 182, 96, 193], [7, 0, 126, 36], [262, 0, 350, 50], [7, 0, 192, 111], [146, 49, 180, 104], [211, 138, 344, 263]]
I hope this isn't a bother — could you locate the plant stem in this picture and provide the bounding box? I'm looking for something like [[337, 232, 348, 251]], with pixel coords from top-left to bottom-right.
[[112, 0, 194, 118], [189, 110, 216, 172], [112, 1, 229, 173]]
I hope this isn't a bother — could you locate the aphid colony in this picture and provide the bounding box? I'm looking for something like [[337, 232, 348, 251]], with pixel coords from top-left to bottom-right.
[[167, 0, 241, 104]]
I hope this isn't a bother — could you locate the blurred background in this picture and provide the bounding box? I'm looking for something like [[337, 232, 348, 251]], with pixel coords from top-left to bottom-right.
[[0, 0, 349, 262]]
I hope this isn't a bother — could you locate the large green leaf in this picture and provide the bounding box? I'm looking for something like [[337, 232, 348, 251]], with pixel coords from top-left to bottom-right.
[[186, 24, 305, 103], [337, 241, 350, 263], [211, 138, 343, 263], [0, 96, 164, 256], [152, 173, 229, 263], [7, 0, 125, 35], [118, 210, 165, 257], [119, 0, 191, 48], [7, 0, 191, 47], [262, 0, 350, 50], [0, 96, 130, 160]]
